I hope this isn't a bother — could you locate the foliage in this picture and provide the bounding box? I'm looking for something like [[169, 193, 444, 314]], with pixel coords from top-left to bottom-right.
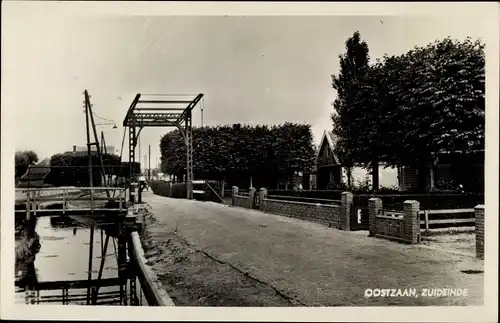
[[376, 37, 485, 167], [331, 31, 373, 169], [160, 123, 316, 187], [15, 150, 39, 178], [45, 153, 140, 187], [331, 33, 485, 191]]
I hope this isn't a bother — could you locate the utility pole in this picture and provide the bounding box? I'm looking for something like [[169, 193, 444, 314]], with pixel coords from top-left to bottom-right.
[[148, 145, 151, 181], [201, 105, 204, 127]]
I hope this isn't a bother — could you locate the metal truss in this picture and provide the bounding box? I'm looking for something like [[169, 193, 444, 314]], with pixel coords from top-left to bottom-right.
[[123, 93, 204, 200]]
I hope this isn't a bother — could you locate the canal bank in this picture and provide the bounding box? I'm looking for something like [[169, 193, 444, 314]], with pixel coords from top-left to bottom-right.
[[15, 194, 175, 306], [15, 216, 122, 304]]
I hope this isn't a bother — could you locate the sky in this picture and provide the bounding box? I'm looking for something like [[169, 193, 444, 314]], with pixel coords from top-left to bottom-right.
[[2, 3, 492, 169]]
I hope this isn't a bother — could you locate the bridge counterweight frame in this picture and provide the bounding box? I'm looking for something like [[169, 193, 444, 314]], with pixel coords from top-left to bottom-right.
[[123, 93, 203, 201]]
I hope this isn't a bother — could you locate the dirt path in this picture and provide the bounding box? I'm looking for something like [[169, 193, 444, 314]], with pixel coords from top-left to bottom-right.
[[140, 216, 295, 306], [140, 192, 484, 306]]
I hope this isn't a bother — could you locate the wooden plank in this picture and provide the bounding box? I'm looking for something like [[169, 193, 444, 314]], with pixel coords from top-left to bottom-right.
[[15, 208, 125, 213], [40, 291, 120, 298], [16, 187, 125, 192], [426, 218, 475, 225], [33, 196, 117, 202], [129, 232, 172, 306], [419, 209, 475, 215], [17, 278, 123, 290], [376, 215, 404, 221]]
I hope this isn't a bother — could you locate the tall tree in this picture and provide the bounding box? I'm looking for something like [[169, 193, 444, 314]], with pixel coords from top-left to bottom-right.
[[331, 31, 380, 189]]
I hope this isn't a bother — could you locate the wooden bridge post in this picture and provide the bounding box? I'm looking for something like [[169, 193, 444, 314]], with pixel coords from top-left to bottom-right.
[[117, 222, 128, 305], [127, 235, 138, 305]]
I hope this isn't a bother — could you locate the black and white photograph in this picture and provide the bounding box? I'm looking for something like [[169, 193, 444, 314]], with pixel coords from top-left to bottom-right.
[[1, 2, 498, 322]]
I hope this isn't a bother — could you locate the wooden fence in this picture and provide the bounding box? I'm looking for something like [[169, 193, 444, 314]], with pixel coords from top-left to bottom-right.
[[383, 208, 475, 232], [419, 208, 475, 232]]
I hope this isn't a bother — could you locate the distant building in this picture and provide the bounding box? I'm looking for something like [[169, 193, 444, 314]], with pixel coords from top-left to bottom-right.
[[315, 130, 399, 189], [18, 158, 51, 188], [399, 150, 484, 193], [64, 145, 117, 157]]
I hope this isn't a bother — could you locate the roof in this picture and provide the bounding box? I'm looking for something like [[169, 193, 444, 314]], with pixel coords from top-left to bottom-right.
[[20, 158, 51, 181], [63, 150, 99, 157], [316, 130, 340, 164]]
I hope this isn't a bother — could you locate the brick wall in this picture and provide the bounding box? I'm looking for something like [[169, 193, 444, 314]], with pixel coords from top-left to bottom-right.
[[376, 216, 404, 239], [369, 198, 421, 244], [261, 198, 342, 227], [232, 186, 255, 209], [231, 186, 353, 230], [233, 195, 252, 208], [475, 205, 484, 259]]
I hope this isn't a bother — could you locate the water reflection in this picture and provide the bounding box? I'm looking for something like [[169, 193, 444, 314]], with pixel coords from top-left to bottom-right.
[[15, 216, 121, 305]]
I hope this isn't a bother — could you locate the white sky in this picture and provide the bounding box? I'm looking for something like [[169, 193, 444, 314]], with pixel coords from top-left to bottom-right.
[[2, 3, 493, 166]]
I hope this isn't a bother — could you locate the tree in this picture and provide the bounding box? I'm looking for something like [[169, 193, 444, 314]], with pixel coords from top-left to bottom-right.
[[15, 150, 39, 178], [45, 153, 127, 187], [332, 35, 485, 192], [379, 37, 485, 191], [159, 123, 316, 188], [331, 33, 484, 192], [331, 31, 381, 188]]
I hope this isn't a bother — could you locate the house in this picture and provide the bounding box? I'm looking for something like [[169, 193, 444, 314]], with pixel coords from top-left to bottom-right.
[[315, 130, 399, 190], [18, 158, 51, 188], [399, 150, 484, 192]]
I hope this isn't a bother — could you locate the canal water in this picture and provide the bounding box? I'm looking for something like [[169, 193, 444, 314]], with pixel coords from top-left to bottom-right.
[[15, 216, 122, 305]]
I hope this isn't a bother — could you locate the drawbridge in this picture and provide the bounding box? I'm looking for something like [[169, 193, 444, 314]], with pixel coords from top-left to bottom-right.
[[15, 90, 179, 306]]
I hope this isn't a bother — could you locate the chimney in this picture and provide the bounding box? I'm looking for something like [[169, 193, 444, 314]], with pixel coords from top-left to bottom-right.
[[73, 145, 77, 152]]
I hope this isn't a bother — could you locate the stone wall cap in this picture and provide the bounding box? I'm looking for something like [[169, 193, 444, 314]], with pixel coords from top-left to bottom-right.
[[368, 197, 382, 201], [403, 200, 420, 204], [475, 204, 485, 209]]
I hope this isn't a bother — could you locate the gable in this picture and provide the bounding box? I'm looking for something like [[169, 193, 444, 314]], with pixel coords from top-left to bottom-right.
[[317, 132, 339, 165], [316, 130, 340, 165]]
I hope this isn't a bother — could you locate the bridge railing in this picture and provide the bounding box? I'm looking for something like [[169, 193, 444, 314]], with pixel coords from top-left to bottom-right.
[[128, 232, 175, 306], [17, 187, 128, 214]]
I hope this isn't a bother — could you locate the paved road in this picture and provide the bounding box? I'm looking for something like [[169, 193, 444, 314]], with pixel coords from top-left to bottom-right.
[[142, 192, 483, 306]]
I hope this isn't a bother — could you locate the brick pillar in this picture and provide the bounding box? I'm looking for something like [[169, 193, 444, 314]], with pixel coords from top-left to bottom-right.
[[340, 192, 353, 230], [232, 186, 239, 206], [403, 200, 420, 244], [368, 198, 382, 237], [259, 188, 267, 211], [475, 205, 484, 260], [249, 187, 256, 209]]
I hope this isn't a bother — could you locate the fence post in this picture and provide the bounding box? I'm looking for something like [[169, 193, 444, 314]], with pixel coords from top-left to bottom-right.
[[368, 198, 382, 237], [403, 200, 420, 244], [249, 187, 256, 209], [259, 188, 267, 211], [340, 192, 353, 230], [232, 186, 239, 207], [424, 210, 430, 233], [475, 204, 484, 260]]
